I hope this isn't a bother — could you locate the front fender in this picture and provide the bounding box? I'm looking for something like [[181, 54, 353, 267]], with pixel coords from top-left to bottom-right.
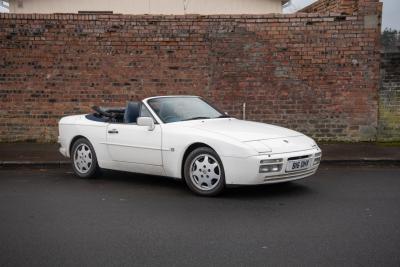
[[161, 124, 255, 178]]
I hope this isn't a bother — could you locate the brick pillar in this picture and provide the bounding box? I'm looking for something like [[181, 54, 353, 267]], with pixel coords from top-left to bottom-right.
[[338, 0, 358, 14], [357, 0, 382, 15]]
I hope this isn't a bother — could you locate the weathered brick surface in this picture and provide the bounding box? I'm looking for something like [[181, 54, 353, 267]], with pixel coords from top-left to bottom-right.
[[0, 0, 382, 142], [378, 52, 400, 141]]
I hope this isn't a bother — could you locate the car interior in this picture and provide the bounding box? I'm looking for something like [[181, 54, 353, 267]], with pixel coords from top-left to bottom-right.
[[87, 101, 143, 123]]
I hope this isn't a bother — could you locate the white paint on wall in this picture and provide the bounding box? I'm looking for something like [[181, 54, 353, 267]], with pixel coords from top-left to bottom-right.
[[8, 0, 284, 14]]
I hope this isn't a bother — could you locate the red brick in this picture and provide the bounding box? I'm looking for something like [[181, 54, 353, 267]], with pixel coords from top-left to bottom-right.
[[0, 0, 381, 142]]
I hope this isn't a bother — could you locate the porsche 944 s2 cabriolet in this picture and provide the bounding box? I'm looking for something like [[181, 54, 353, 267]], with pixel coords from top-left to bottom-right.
[[58, 96, 321, 196]]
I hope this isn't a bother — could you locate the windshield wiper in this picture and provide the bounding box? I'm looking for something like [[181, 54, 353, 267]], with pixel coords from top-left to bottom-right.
[[182, 116, 211, 121], [182, 115, 230, 121], [217, 114, 231, 118]]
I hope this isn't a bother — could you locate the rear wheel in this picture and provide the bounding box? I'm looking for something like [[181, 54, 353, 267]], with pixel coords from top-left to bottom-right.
[[184, 147, 225, 196], [71, 138, 100, 178]]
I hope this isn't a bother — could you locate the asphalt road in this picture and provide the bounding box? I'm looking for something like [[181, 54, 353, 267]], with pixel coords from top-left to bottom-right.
[[0, 164, 399, 267]]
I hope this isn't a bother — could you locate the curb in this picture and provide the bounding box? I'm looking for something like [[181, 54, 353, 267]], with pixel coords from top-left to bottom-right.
[[321, 159, 400, 165], [0, 161, 70, 168], [1, 159, 399, 168]]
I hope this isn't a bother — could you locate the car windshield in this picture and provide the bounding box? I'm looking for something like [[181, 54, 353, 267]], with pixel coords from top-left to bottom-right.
[[147, 97, 227, 123]]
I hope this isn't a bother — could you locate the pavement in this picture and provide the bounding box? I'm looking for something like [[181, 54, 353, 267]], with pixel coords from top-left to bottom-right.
[[0, 142, 399, 166], [0, 165, 399, 266]]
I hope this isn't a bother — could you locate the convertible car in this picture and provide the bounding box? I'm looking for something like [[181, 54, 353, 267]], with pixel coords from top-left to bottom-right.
[[58, 96, 321, 196]]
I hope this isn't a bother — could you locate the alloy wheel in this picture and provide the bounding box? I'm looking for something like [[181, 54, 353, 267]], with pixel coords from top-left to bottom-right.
[[189, 154, 221, 191], [73, 143, 93, 174]]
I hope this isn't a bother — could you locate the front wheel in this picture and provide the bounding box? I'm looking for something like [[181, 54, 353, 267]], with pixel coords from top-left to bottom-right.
[[71, 138, 100, 178], [183, 147, 225, 196]]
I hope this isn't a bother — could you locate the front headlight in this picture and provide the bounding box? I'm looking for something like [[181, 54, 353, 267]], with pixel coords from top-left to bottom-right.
[[310, 139, 318, 148], [245, 141, 272, 153]]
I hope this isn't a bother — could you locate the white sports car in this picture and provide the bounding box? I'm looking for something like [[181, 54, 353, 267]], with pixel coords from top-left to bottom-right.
[[58, 96, 321, 196]]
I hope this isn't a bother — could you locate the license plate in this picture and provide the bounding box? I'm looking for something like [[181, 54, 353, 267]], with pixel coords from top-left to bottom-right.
[[286, 158, 310, 172]]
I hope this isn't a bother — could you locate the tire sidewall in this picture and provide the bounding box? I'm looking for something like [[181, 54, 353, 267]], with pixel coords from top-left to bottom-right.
[[184, 147, 225, 196], [71, 138, 99, 179]]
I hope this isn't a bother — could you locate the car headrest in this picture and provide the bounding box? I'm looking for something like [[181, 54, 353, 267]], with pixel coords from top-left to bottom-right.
[[123, 101, 141, 123]]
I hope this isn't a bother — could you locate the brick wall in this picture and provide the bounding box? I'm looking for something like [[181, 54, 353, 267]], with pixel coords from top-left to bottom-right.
[[0, 0, 382, 142], [378, 52, 400, 141]]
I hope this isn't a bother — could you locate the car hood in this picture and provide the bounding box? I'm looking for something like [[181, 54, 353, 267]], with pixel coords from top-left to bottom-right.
[[184, 118, 302, 142]]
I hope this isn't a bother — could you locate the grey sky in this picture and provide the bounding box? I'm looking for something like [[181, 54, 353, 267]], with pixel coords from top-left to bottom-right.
[[0, 0, 7, 12], [284, 0, 400, 30]]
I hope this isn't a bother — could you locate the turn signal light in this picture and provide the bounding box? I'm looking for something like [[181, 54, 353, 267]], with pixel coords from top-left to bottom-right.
[[313, 152, 322, 165], [260, 159, 283, 164]]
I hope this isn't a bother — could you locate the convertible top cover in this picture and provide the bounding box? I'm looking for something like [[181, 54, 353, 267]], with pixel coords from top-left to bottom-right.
[[89, 105, 127, 123]]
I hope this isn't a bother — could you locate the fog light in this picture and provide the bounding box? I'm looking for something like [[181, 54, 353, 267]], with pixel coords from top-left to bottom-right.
[[271, 165, 279, 172], [259, 158, 283, 173], [260, 165, 271, 172], [259, 164, 282, 173]]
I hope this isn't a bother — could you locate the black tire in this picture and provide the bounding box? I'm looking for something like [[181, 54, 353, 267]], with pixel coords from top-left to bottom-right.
[[70, 137, 100, 179], [183, 147, 225, 196]]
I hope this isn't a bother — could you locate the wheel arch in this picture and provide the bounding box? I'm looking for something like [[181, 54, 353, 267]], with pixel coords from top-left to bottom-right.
[[180, 142, 214, 179], [69, 135, 88, 155]]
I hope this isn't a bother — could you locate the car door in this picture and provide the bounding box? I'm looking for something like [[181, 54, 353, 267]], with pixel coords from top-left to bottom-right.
[[106, 106, 162, 166]]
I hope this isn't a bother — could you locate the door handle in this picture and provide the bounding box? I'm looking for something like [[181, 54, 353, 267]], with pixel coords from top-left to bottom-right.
[[108, 129, 118, 134]]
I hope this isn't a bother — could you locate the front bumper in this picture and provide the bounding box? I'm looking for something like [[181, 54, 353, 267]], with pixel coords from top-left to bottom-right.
[[221, 147, 321, 185], [58, 136, 69, 157]]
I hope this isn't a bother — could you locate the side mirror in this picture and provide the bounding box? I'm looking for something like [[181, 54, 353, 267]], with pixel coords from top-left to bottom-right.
[[137, 117, 155, 131]]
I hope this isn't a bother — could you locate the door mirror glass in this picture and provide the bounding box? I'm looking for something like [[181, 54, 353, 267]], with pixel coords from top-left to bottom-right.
[[137, 117, 155, 131]]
